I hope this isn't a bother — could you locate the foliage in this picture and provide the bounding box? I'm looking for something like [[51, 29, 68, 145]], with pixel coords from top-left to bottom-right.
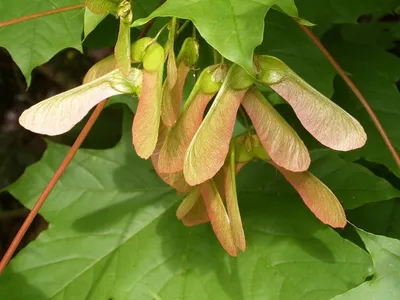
[[0, 0, 400, 299]]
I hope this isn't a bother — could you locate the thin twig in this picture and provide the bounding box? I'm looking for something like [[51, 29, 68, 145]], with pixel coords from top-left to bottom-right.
[[295, 20, 400, 169], [0, 101, 107, 275], [176, 19, 190, 36], [0, 4, 85, 28]]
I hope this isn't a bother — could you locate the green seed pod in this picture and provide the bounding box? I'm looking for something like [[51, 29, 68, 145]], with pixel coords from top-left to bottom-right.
[[254, 55, 287, 85], [234, 135, 254, 163], [177, 37, 199, 67], [200, 65, 226, 94], [131, 37, 154, 63], [143, 43, 165, 72], [251, 135, 271, 161], [229, 64, 255, 90]]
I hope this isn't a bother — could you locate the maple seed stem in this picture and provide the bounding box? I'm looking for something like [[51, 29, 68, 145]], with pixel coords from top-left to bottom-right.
[[0, 100, 106, 275], [0, 4, 85, 28], [296, 20, 400, 169], [177, 19, 190, 36]]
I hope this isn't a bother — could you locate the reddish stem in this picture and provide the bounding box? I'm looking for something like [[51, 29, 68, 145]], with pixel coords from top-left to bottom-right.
[[0, 100, 106, 274], [0, 4, 85, 28], [296, 21, 400, 169]]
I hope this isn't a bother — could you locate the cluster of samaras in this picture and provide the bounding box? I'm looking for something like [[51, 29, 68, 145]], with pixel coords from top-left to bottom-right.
[[19, 35, 366, 256]]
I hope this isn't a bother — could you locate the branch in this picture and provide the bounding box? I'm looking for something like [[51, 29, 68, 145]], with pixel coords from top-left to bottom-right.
[[0, 4, 85, 28], [296, 20, 400, 169]]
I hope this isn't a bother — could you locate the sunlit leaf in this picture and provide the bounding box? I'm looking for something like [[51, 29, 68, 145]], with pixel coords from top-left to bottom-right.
[[200, 180, 237, 256], [333, 228, 400, 299], [158, 65, 223, 174], [184, 64, 254, 186], [242, 86, 310, 171], [19, 68, 142, 136], [132, 0, 299, 74], [132, 42, 164, 159], [256, 55, 367, 151], [273, 163, 347, 228], [0, 119, 373, 298]]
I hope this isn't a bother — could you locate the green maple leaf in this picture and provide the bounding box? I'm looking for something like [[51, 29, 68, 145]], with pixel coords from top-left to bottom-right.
[[333, 227, 400, 299], [132, 0, 299, 75], [0, 0, 84, 86], [0, 111, 378, 299]]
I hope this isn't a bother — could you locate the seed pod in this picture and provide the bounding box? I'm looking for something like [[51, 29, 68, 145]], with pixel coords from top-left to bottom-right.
[[272, 162, 347, 228], [224, 142, 246, 251], [255, 55, 366, 151], [158, 64, 225, 174], [19, 68, 142, 136], [161, 37, 199, 127], [132, 42, 164, 159], [234, 134, 271, 163], [114, 1, 132, 77], [130, 37, 154, 63], [200, 180, 237, 257], [184, 64, 255, 186], [181, 193, 210, 226], [234, 134, 255, 163], [84, 36, 154, 84], [242, 86, 310, 172], [176, 187, 201, 220], [151, 124, 192, 193]]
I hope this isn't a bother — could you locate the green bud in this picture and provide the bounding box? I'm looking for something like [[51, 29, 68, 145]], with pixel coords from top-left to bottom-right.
[[199, 65, 225, 94], [229, 64, 255, 90], [177, 37, 199, 67], [234, 135, 254, 163], [254, 55, 288, 85], [131, 37, 154, 63], [251, 135, 271, 161], [143, 43, 165, 72], [234, 134, 271, 162]]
